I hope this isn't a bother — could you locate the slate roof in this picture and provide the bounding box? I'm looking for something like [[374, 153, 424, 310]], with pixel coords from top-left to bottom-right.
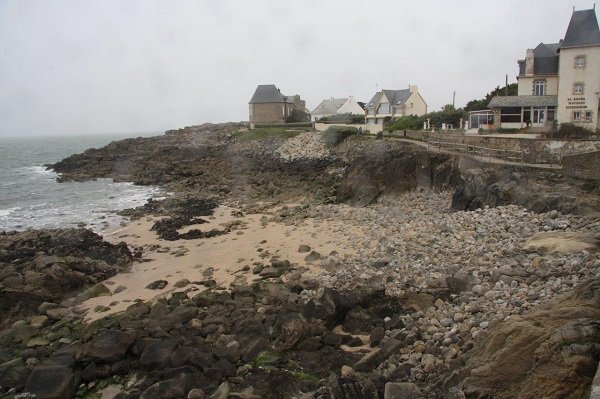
[[366, 89, 412, 109], [249, 84, 290, 104], [517, 42, 560, 75], [534, 42, 560, 74], [562, 9, 600, 48], [311, 98, 347, 115], [488, 95, 558, 108]]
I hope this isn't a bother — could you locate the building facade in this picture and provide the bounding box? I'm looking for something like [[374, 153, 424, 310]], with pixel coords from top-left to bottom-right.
[[488, 8, 600, 130], [365, 85, 427, 125], [310, 96, 364, 122], [248, 84, 308, 126]]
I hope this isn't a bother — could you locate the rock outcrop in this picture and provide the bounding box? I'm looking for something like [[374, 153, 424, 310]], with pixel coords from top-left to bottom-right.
[[461, 277, 600, 399], [50, 123, 600, 216], [452, 166, 600, 215], [0, 228, 132, 326]]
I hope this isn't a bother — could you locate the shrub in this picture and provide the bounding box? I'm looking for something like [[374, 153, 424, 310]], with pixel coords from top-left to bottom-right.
[[285, 109, 311, 123], [350, 114, 366, 124], [386, 115, 424, 132], [321, 126, 358, 145], [317, 113, 365, 124], [551, 123, 597, 139]]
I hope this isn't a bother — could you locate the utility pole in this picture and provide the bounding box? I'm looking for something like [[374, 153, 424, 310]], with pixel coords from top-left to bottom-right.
[[452, 91, 455, 108], [505, 75, 508, 96]]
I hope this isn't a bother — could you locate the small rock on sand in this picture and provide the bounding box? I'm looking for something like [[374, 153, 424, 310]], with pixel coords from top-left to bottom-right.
[[304, 251, 321, 262], [146, 280, 168, 290], [298, 244, 311, 253]]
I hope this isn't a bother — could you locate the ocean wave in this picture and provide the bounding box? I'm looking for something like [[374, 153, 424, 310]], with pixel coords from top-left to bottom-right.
[[22, 165, 56, 176], [0, 207, 21, 218]]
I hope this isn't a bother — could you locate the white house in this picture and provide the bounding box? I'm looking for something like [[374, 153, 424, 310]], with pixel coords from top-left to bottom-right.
[[365, 85, 428, 125], [310, 96, 364, 121], [488, 8, 600, 130]]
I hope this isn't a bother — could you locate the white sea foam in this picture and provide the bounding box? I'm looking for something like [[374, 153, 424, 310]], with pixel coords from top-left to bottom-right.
[[0, 207, 21, 218], [0, 133, 166, 233], [23, 165, 56, 176]]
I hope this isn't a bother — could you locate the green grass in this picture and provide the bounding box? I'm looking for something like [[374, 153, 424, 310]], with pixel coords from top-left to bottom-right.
[[236, 127, 308, 142]]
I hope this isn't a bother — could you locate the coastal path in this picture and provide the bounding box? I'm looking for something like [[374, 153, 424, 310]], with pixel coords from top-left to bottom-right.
[[385, 136, 563, 170]]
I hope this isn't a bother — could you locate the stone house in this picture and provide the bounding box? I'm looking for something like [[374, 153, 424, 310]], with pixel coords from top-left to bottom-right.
[[364, 86, 427, 125], [488, 8, 600, 130], [248, 84, 308, 126], [310, 96, 365, 122]]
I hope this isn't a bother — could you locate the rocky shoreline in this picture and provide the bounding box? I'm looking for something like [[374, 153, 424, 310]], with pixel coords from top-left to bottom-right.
[[0, 123, 599, 398]]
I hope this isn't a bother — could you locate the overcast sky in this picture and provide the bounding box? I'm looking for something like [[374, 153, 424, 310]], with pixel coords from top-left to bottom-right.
[[0, 0, 596, 136]]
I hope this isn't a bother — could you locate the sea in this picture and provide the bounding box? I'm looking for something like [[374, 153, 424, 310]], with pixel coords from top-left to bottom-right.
[[0, 133, 165, 233]]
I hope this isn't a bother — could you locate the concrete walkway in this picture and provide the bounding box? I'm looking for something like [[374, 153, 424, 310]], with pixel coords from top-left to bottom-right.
[[388, 137, 563, 170]]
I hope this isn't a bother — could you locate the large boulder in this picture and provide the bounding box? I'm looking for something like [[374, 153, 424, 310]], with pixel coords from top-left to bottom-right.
[[18, 350, 76, 399], [461, 277, 600, 398], [140, 339, 179, 369], [0, 358, 29, 390], [80, 329, 137, 362]]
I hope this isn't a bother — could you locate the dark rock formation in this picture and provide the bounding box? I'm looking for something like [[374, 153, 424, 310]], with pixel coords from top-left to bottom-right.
[[337, 142, 458, 206], [452, 167, 600, 215], [49, 123, 599, 216], [0, 228, 132, 326]]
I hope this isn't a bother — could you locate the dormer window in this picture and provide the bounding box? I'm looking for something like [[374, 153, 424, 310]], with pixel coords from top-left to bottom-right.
[[575, 56, 586, 68]]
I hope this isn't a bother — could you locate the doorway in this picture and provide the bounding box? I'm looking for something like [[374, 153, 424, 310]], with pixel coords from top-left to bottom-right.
[[532, 107, 545, 126]]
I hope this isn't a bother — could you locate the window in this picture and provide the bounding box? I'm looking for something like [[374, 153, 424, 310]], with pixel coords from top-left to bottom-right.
[[377, 103, 390, 114], [573, 83, 584, 94], [500, 107, 522, 123], [573, 111, 581, 121], [533, 80, 545, 96], [585, 111, 593, 122], [575, 56, 586, 68]]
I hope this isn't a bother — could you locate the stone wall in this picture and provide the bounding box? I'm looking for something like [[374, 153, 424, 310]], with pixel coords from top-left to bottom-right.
[[562, 150, 600, 179], [396, 130, 600, 165], [250, 103, 288, 124]]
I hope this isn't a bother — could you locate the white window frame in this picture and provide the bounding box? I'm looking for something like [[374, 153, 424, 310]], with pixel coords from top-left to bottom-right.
[[533, 80, 545, 96], [585, 111, 593, 122], [572, 111, 582, 122], [377, 102, 390, 115], [575, 55, 586, 68], [573, 82, 584, 95]]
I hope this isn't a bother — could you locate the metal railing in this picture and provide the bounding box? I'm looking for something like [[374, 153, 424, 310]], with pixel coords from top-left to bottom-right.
[[425, 140, 525, 163]]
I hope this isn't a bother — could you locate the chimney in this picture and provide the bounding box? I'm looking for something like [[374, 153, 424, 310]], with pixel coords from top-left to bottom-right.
[[525, 49, 534, 76], [409, 85, 418, 93]]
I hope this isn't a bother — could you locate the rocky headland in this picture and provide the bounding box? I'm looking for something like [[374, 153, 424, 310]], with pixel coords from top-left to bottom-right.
[[0, 123, 599, 398]]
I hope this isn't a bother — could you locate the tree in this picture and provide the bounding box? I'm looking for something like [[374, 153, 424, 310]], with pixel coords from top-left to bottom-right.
[[464, 83, 518, 112], [422, 105, 466, 129], [285, 109, 311, 123]]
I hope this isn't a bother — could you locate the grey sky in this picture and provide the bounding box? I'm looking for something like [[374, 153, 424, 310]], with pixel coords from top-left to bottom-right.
[[0, 0, 596, 136]]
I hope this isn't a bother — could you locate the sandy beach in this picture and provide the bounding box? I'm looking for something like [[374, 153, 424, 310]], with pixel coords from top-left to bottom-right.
[[81, 205, 373, 321]]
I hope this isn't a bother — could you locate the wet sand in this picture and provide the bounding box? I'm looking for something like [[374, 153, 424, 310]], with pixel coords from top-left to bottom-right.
[[82, 205, 371, 321]]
